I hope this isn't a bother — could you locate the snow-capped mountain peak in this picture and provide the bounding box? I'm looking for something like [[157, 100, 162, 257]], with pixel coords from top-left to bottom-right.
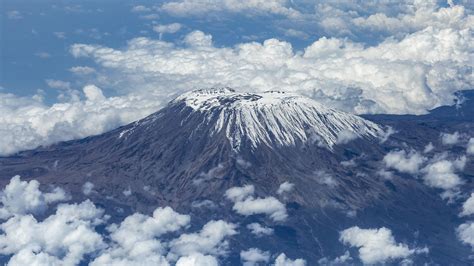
[[171, 88, 385, 149]]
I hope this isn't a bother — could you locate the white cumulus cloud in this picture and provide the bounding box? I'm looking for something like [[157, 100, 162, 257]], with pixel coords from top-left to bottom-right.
[[153, 23, 182, 39], [277, 181, 294, 195], [0, 85, 165, 156], [176, 253, 218, 266], [69, 66, 96, 75], [460, 193, 474, 216], [274, 253, 306, 266], [0, 175, 68, 219], [0, 178, 309, 265], [339, 226, 428, 264], [169, 220, 237, 257], [240, 248, 270, 266], [82, 181, 95, 196], [246, 223, 274, 237], [70, 23, 473, 117], [0, 200, 107, 265], [91, 206, 190, 265], [441, 131, 461, 145], [160, 0, 301, 18], [421, 156, 465, 191], [225, 185, 287, 221], [457, 222, 474, 248], [467, 138, 474, 154], [383, 150, 426, 174]]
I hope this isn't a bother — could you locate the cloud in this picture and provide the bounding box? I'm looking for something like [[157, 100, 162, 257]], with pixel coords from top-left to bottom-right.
[[467, 138, 474, 154], [0, 178, 310, 265], [274, 253, 306, 266], [140, 13, 160, 20], [314, 170, 337, 187], [153, 23, 182, 35], [246, 223, 274, 237], [131, 5, 152, 13], [236, 157, 252, 168], [341, 158, 357, 167], [315, 1, 472, 40], [0, 200, 107, 265], [0, 176, 68, 219], [379, 126, 396, 143], [318, 251, 352, 265], [176, 253, 218, 266], [69, 66, 96, 75], [193, 164, 225, 185], [7, 248, 63, 266], [457, 222, 474, 248], [89, 206, 235, 266], [45, 79, 72, 90], [0, 85, 165, 155], [233, 197, 287, 221], [225, 185, 287, 221], [460, 193, 474, 216], [277, 181, 294, 195], [336, 129, 358, 144], [160, 0, 301, 18], [240, 248, 270, 266], [377, 169, 394, 180], [54, 31, 66, 39], [82, 181, 95, 196], [91, 206, 190, 265], [225, 185, 255, 202], [7, 10, 22, 19], [34, 52, 51, 59], [122, 187, 132, 197], [421, 156, 465, 191], [339, 226, 428, 264], [424, 142, 435, 153], [71, 24, 473, 116], [169, 220, 237, 258], [191, 200, 217, 209], [284, 29, 309, 39], [441, 131, 461, 145], [383, 150, 426, 174], [184, 30, 213, 47], [83, 84, 106, 102]]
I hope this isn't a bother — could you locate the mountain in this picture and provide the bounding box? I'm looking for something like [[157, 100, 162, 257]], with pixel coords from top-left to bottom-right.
[[171, 88, 384, 149], [0, 88, 473, 265]]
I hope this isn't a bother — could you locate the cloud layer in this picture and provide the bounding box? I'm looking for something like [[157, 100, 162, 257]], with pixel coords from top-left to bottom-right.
[[71, 22, 472, 116], [339, 226, 427, 264], [0, 86, 164, 156], [160, 0, 301, 18], [0, 175, 68, 219], [0, 176, 307, 265]]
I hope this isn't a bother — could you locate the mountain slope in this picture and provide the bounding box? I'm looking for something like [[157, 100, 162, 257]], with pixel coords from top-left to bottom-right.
[[0, 89, 472, 265]]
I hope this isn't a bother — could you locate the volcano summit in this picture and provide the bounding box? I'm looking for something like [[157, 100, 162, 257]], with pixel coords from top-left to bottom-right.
[[124, 88, 385, 149]]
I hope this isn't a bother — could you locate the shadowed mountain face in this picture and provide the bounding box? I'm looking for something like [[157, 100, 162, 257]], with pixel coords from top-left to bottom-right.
[[1, 89, 473, 264]]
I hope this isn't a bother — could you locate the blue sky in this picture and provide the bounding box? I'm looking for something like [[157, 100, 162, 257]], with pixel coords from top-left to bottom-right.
[[0, 0, 473, 154], [2, 0, 317, 101]]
